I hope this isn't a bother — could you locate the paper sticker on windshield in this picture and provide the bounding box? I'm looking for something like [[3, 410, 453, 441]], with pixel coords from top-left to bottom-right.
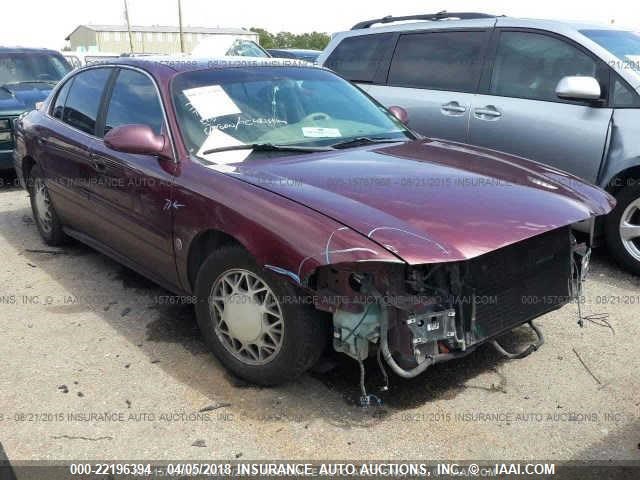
[[198, 129, 250, 164], [301, 127, 342, 138], [183, 85, 241, 120]]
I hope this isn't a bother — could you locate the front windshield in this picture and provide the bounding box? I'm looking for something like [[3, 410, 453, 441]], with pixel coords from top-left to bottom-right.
[[0, 53, 70, 85], [581, 29, 640, 72], [172, 65, 412, 161]]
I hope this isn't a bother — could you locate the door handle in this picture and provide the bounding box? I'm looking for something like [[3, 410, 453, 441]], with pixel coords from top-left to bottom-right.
[[92, 161, 107, 172], [474, 106, 502, 120], [37, 137, 48, 146], [89, 153, 107, 172], [441, 101, 467, 116]]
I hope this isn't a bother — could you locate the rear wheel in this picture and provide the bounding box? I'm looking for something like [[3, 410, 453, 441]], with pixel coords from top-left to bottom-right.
[[194, 246, 329, 385], [28, 164, 67, 246], [605, 184, 640, 276]]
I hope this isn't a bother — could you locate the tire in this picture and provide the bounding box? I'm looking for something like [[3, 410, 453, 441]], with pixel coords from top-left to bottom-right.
[[605, 183, 640, 276], [28, 164, 67, 246], [194, 246, 329, 385]]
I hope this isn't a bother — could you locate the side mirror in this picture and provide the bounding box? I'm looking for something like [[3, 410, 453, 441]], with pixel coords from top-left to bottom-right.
[[388, 105, 409, 124], [555, 76, 601, 101], [104, 124, 165, 155]]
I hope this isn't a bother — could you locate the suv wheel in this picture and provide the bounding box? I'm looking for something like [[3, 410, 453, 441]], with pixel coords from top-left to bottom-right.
[[605, 184, 640, 276], [28, 164, 67, 246], [194, 246, 329, 385]]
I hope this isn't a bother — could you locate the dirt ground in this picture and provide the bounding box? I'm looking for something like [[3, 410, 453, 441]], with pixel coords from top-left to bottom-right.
[[0, 172, 639, 461]]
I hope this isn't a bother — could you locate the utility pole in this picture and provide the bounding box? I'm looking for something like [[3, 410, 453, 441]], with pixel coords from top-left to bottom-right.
[[124, 0, 134, 53], [178, 0, 185, 53]]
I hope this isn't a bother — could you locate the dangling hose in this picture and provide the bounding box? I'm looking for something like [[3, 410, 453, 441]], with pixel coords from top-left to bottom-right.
[[490, 321, 544, 359]]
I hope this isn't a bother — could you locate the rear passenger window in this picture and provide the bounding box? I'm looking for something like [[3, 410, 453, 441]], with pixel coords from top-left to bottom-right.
[[103, 69, 164, 136], [388, 31, 487, 92], [491, 32, 600, 103], [51, 78, 73, 120], [324, 33, 394, 83], [62, 68, 111, 135]]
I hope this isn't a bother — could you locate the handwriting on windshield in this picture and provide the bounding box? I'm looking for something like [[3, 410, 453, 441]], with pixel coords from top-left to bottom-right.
[[203, 117, 288, 134]]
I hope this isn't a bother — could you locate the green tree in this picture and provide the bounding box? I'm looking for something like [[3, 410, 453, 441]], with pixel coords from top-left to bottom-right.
[[251, 28, 331, 51], [250, 28, 276, 49]]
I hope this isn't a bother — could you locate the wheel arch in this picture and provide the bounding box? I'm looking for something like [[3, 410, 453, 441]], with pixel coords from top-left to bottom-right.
[[186, 228, 245, 291], [20, 155, 37, 189], [603, 164, 640, 197]]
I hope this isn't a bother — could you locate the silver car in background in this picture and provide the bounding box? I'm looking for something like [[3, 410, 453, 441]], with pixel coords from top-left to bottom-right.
[[319, 12, 640, 275]]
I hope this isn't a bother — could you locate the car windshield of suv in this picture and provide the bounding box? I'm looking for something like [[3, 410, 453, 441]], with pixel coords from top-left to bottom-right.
[[172, 65, 412, 162], [581, 29, 640, 72], [0, 52, 70, 85]]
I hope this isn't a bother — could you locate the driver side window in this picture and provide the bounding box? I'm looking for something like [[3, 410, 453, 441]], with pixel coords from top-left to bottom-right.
[[102, 69, 164, 137], [491, 31, 602, 103]]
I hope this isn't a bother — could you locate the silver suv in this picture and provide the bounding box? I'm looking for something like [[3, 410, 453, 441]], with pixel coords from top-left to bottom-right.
[[319, 12, 640, 275]]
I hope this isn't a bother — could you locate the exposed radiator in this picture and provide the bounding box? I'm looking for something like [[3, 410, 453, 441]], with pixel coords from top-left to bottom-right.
[[461, 227, 572, 343]]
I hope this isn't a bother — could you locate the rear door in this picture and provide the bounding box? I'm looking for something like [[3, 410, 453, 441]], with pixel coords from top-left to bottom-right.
[[41, 67, 112, 233], [87, 67, 178, 286], [468, 29, 613, 183], [323, 32, 397, 92], [367, 29, 491, 142]]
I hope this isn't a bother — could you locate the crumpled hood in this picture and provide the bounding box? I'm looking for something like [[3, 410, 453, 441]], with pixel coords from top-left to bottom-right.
[[0, 83, 52, 114], [215, 139, 615, 264]]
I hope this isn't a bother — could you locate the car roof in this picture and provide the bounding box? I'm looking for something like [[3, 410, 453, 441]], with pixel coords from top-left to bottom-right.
[[269, 48, 321, 53], [90, 56, 323, 73], [343, 16, 629, 35], [0, 46, 63, 54]]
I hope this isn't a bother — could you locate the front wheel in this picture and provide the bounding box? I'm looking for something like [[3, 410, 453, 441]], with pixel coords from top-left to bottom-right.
[[605, 184, 640, 276], [194, 246, 329, 385]]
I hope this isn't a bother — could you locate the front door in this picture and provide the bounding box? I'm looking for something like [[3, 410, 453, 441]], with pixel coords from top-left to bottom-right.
[[468, 30, 613, 183], [87, 67, 179, 287]]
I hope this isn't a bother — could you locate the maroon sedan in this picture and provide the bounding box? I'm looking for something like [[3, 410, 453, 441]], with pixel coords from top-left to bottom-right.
[[13, 58, 613, 395]]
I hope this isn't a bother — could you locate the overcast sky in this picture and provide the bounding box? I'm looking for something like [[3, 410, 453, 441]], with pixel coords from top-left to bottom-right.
[[2, 0, 639, 50]]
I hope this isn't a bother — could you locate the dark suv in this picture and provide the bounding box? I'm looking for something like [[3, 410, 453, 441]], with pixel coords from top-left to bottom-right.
[[0, 47, 70, 170], [319, 12, 640, 275]]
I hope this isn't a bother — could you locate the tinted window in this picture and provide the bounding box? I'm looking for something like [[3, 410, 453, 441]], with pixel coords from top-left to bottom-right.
[[52, 78, 73, 120], [103, 69, 163, 136], [613, 77, 640, 107], [62, 68, 111, 135], [388, 31, 487, 92], [491, 32, 600, 102], [325, 33, 393, 82]]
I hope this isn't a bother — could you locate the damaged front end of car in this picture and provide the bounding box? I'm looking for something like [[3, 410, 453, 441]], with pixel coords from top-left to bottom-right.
[[307, 226, 591, 405]]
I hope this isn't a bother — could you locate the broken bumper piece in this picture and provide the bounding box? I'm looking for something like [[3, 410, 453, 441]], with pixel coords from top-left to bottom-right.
[[323, 226, 589, 380]]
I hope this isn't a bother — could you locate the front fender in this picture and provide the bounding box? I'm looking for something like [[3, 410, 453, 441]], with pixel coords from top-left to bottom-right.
[[174, 161, 404, 292], [599, 109, 640, 191]]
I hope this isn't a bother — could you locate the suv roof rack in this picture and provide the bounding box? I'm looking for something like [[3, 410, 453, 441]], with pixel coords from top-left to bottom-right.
[[351, 11, 497, 30]]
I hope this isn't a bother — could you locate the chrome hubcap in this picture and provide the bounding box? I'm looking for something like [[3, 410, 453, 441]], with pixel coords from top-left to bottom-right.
[[34, 179, 53, 234], [620, 197, 640, 262], [209, 269, 284, 365]]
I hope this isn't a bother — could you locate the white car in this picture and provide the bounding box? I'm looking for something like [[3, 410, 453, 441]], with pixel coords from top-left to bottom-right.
[[191, 37, 270, 58]]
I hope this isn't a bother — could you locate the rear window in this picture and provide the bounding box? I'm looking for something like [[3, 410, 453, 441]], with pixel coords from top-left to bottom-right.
[[324, 33, 394, 83], [388, 31, 487, 92]]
